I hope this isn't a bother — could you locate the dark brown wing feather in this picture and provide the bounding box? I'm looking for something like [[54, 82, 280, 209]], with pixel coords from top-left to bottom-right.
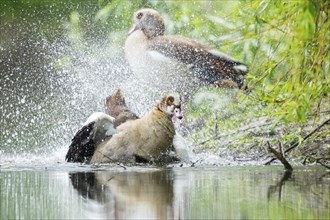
[[148, 35, 247, 88], [65, 122, 96, 163], [66, 90, 139, 164]]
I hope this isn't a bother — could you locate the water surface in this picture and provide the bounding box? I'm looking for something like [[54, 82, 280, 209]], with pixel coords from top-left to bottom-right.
[[1, 165, 329, 219]]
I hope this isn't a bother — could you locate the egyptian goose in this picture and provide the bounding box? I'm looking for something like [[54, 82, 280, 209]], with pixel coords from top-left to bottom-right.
[[65, 90, 185, 164], [125, 8, 248, 94]]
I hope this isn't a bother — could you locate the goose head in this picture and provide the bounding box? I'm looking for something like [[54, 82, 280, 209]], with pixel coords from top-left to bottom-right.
[[128, 8, 165, 39], [157, 92, 183, 119]]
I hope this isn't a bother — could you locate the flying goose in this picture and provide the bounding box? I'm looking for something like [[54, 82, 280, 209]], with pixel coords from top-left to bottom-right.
[[125, 8, 248, 94]]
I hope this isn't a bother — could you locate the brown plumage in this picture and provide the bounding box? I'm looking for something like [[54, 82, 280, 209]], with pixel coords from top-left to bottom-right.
[[89, 92, 181, 164], [105, 89, 139, 128], [65, 90, 183, 164], [125, 8, 248, 92]]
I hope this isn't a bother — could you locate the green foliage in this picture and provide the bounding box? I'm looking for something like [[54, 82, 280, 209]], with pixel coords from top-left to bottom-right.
[[236, 0, 330, 123], [185, 87, 267, 151], [168, 0, 329, 128]]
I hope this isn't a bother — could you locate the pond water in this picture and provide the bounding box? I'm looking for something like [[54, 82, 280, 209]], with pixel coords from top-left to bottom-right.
[[1, 163, 329, 219]]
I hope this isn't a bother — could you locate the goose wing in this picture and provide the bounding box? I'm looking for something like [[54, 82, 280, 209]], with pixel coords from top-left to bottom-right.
[[65, 112, 116, 163], [148, 35, 248, 88]]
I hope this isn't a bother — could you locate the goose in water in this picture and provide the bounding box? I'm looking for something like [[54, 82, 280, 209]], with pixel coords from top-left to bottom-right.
[[65, 90, 192, 164]]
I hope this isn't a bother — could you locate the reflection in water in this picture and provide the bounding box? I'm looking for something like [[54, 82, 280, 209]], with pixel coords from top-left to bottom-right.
[[69, 169, 174, 219], [266, 168, 330, 217], [267, 170, 292, 201], [1, 166, 330, 219]]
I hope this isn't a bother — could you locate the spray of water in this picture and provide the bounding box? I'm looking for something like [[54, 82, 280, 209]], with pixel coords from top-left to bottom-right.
[[0, 4, 243, 167], [0, 17, 135, 163], [0, 19, 193, 166]]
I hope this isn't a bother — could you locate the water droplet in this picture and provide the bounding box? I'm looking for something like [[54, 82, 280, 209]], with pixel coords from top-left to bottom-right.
[[21, 97, 26, 104]]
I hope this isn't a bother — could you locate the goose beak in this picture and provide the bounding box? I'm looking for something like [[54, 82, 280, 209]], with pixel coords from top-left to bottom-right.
[[127, 23, 138, 36]]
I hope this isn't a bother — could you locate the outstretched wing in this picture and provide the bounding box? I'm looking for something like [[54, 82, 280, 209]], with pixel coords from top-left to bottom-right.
[[65, 122, 96, 163], [66, 112, 116, 163], [148, 35, 248, 88]]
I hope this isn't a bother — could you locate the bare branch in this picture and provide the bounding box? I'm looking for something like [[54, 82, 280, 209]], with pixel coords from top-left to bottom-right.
[[267, 141, 293, 171], [265, 118, 330, 165], [315, 158, 330, 170]]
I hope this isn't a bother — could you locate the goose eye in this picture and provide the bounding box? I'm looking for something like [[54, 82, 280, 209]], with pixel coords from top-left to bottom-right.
[[137, 12, 143, 19]]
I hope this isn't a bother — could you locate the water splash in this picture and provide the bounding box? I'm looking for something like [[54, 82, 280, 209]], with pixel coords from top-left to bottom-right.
[[0, 17, 133, 158], [0, 15, 191, 166], [0, 30, 242, 166], [0, 3, 249, 167]]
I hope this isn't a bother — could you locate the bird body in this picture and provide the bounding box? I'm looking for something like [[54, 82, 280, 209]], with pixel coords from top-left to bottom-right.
[[90, 106, 175, 163], [125, 8, 248, 95], [125, 30, 202, 94], [65, 91, 182, 164], [65, 112, 116, 163]]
